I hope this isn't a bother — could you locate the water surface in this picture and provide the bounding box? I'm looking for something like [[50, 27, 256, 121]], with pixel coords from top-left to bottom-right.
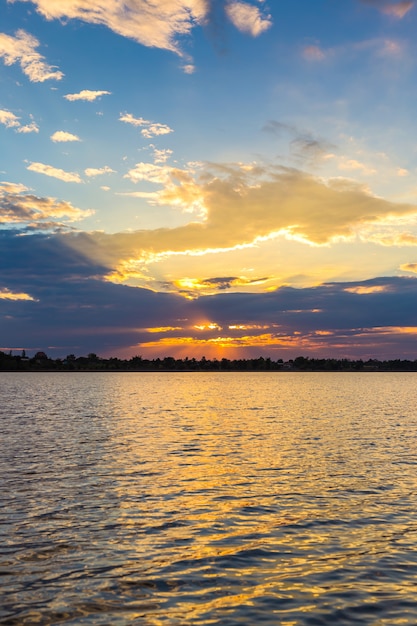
[[1, 372, 417, 624]]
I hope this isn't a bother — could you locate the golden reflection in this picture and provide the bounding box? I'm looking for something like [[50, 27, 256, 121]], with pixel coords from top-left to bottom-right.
[[64, 373, 417, 624]]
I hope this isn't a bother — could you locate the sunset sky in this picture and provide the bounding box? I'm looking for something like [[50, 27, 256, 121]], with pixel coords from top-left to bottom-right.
[[2, 0, 417, 360]]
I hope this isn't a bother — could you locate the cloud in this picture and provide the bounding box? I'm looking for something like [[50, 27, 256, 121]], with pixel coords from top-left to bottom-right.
[[9, 0, 273, 68], [153, 148, 173, 164], [0, 288, 37, 301], [225, 1, 272, 36], [64, 89, 111, 102], [124, 162, 174, 185], [0, 109, 21, 128], [50, 130, 81, 142], [0, 109, 39, 133], [85, 166, 115, 177], [119, 113, 173, 138], [263, 120, 335, 164], [397, 168, 409, 177], [0, 180, 93, 229], [365, 231, 417, 246], [9, 0, 209, 57], [291, 138, 335, 164], [64, 163, 417, 290], [182, 63, 196, 74], [360, 0, 414, 18], [27, 162, 83, 183], [0, 29, 63, 82], [17, 121, 39, 133], [302, 45, 326, 61], [337, 157, 377, 176], [383, 1, 414, 17], [173, 275, 270, 296], [2, 233, 417, 360], [344, 285, 389, 294], [401, 263, 417, 273]]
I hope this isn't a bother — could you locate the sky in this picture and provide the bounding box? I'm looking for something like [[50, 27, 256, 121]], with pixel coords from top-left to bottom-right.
[[2, 0, 417, 360]]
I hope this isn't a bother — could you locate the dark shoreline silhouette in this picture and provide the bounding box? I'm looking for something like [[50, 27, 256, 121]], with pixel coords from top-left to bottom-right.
[[2, 351, 417, 372]]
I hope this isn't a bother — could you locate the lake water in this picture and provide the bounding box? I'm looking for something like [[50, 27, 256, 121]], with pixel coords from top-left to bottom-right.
[[1, 372, 417, 625]]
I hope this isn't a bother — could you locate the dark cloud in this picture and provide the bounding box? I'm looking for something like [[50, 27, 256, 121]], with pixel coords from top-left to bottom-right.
[[2, 228, 417, 360], [201, 277, 239, 290], [200, 276, 269, 290], [200, 277, 417, 329], [262, 120, 297, 136], [263, 120, 335, 163]]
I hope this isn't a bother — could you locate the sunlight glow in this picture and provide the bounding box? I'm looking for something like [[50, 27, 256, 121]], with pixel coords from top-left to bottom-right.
[[344, 285, 389, 295], [0, 288, 36, 301]]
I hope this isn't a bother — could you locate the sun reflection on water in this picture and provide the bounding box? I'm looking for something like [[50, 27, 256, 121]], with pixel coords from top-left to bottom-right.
[[2, 372, 417, 624]]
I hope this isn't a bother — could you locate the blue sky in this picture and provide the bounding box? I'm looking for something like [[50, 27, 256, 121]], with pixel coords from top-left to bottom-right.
[[2, 0, 417, 360]]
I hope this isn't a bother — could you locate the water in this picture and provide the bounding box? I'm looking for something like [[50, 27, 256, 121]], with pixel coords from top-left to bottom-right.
[[1, 372, 417, 625]]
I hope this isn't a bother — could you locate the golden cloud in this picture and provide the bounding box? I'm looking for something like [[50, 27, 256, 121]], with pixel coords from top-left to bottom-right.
[[0, 288, 37, 301], [344, 285, 389, 294], [0, 180, 93, 227], [400, 263, 417, 273], [27, 162, 83, 183], [65, 163, 417, 280]]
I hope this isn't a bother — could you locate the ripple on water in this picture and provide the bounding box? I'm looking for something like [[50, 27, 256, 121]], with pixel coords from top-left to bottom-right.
[[1, 372, 417, 625]]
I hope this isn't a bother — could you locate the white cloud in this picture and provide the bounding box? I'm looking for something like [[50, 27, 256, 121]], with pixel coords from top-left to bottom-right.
[[85, 166, 115, 177], [225, 1, 272, 36], [9, 0, 272, 69], [153, 148, 173, 164], [0, 109, 39, 133], [142, 124, 173, 139], [124, 162, 173, 184], [119, 113, 147, 127], [10, 0, 209, 56], [117, 191, 159, 199], [27, 162, 83, 183], [64, 89, 111, 102], [17, 121, 39, 133], [0, 29, 63, 82], [50, 130, 81, 142], [119, 112, 174, 138], [0, 109, 20, 128]]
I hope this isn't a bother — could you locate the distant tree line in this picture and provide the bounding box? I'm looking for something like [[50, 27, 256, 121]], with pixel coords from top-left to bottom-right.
[[2, 350, 417, 372]]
